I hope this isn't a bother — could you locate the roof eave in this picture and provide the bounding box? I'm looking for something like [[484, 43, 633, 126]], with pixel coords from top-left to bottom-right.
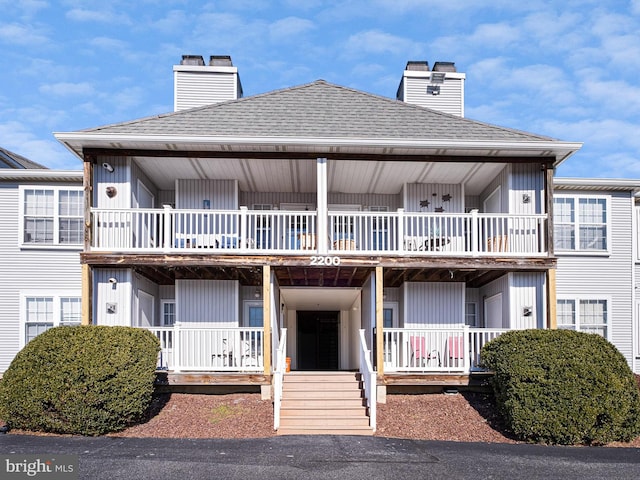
[[54, 132, 583, 161]]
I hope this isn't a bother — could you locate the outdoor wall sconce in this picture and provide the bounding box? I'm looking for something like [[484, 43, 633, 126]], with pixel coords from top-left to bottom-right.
[[254, 288, 261, 298], [108, 277, 118, 289], [106, 186, 117, 198], [102, 162, 114, 173]]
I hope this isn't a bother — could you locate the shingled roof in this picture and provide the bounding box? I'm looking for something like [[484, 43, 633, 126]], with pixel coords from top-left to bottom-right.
[[80, 80, 556, 143], [0, 146, 47, 169]]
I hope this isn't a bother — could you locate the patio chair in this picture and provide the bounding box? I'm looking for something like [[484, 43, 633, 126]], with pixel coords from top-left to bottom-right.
[[409, 335, 441, 367], [446, 336, 465, 368]]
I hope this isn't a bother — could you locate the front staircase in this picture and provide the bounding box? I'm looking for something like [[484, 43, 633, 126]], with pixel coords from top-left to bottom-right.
[[277, 371, 373, 435]]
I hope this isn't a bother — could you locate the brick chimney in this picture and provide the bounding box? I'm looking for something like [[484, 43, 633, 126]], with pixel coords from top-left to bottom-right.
[[396, 60, 466, 117], [173, 55, 243, 112]]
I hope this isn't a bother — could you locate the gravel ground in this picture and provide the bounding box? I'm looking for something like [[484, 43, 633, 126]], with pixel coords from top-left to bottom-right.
[[3, 382, 640, 446]]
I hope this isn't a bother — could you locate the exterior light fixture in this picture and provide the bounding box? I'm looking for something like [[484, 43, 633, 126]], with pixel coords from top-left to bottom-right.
[[102, 162, 114, 173]]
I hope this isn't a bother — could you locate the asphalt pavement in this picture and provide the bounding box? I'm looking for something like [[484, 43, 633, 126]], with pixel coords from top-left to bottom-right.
[[1, 434, 639, 480]]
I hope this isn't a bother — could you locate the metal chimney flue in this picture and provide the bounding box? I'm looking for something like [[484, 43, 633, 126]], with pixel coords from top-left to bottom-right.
[[181, 55, 205, 66]]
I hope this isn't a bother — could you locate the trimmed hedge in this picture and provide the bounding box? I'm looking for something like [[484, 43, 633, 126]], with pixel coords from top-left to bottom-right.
[[481, 329, 640, 445], [0, 325, 159, 436]]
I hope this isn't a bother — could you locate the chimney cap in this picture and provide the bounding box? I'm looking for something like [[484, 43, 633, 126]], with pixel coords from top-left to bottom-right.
[[181, 55, 205, 66], [406, 61, 429, 71], [433, 61, 456, 72], [209, 55, 233, 66]]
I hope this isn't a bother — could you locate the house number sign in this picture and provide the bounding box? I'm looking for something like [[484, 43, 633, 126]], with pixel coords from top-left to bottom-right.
[[310, 256, 341, 266]]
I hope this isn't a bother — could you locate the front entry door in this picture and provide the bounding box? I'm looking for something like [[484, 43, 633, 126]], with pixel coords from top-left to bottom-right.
[[297, 311, 339, 370]]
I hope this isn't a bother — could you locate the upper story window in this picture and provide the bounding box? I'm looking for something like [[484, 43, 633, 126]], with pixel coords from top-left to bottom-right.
[[20, 186, 83, 247], [553, 195, 609, 253]]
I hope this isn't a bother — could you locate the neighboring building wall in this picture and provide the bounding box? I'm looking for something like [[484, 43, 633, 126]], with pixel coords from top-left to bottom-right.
[[0, 179, 82, 372], [556, 189, 635, 367]]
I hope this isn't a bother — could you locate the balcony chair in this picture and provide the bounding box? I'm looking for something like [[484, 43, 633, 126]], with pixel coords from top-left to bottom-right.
[[409, 335, 441, 367], [446, 336, 465, 368]]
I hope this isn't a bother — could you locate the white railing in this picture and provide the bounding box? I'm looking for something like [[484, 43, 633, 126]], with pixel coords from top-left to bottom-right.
[[468, 328, 510, 371], [91, 207, 547, 257], [382, 326, 509, 373], [273, 328, 288, 431], [146, 324, 264, 373], [359, 329, 376, 432]]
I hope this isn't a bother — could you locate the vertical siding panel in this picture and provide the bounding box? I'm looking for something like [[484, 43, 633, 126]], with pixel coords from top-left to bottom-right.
[[176, 280, 238, 326], [176, 179, 238, 210], [403, 184, 462, 212], [510, 164, 544, 215], [94, 156, 131, 208], [404, 282, 464, 327], [509, 272, 545, 329], [479, 275, 510, 327], [94, 268, 132, 326]]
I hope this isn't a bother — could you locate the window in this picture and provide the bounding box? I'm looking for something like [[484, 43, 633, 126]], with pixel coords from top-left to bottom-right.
[[557, 298, 609, 338], [161, 300, 176, 325], [22, 293, 82, 345], [554, 195, 608, 252], [383, 302, 398, 328], [21, 186, 83, 246], [244, 301, 263, 328], [465, 302, 478, 326]]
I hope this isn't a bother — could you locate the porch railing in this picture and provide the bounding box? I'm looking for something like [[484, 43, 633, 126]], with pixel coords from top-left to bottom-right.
[[382, 326, 509, 373], [146, 324, 264, 373], [91, 207, 547, 257], [273, 328, 288, 431], [359, 329, 376, 432]]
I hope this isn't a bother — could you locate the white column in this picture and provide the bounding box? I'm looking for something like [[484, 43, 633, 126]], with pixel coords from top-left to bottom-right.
[[317, 157, 328, 254]]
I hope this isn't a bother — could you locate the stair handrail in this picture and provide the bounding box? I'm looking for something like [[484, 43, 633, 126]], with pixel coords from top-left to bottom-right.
[[358, 329, 376, 432], [273, 328, 288, 431]]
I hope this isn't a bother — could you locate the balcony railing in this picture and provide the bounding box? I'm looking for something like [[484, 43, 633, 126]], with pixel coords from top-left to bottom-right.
[[92, 207, 547, 257], [382, 326, 509, 373], [146, 324, 264, 373]]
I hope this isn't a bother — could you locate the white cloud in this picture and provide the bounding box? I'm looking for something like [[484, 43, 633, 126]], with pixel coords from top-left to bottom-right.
[[343, 30, 423, 58], [269, 16, 315, 40], [149, 9, 189, 33], [580, 79, 640, 115], [65, 8, 131, 25], [39, 82, 95, 97], [469, 23, 521, 47], [0, 22, 49, 45], [0, 120, 78, 169]]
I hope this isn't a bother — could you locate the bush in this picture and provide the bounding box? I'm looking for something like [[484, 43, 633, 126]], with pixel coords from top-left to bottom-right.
[[481, 329, 640, 445], [0, 325, 159, 436]]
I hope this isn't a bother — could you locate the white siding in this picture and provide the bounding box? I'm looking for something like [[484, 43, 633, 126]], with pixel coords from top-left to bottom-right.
[[403, 282, 464, 328], [556, 190, 635, 366], [480, 166, 509, 213], [361, 273, 374, 347], [94, 268, 132, 326], [174, 70, 239, 111], [176, 279, 239, 326], [510, 164, 544, 215], [479, 275, 510, 328], [133, 272, 160, 326], [0, 181, 82, 372], [402, 76, 465, 117], [509, 272, 545, 329], [176, 179, 238, 210], [403, 183, 463, 213], [94, 156, 131, 209]]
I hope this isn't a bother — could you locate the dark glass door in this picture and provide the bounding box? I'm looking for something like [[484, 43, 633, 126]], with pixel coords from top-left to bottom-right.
[[297, 311, 339, 370]]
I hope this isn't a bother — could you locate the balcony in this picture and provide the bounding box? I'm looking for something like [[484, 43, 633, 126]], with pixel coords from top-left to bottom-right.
[[91, 207, 548, 257]]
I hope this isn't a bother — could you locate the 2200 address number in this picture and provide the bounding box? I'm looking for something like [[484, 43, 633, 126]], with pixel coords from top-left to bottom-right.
[[310, 256, 341, 266]]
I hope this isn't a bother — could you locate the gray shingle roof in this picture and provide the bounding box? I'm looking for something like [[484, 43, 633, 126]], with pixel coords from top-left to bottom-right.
[[81, 80, 556, 142], [0, 147, 47, 169]]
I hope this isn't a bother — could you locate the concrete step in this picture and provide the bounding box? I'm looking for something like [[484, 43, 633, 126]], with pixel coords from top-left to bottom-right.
[[281, 389, 364, 399], [277, 426, 373, 436], [281, 398, 365, 409], [279, 415, 371, 428]]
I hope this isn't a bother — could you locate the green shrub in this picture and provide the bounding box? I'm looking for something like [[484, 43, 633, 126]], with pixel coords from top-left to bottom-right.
[[481, 329, 640, 445], [0, 325, 159, 436]]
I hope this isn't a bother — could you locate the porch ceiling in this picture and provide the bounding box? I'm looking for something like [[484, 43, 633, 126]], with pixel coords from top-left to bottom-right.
[[132, 264, 508, 288], [130, 155, 509, 195]]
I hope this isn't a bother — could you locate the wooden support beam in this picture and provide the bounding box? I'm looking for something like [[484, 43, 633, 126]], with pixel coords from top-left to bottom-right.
[[262, 265, 272, 376], [81, 264, 92, 326], [375, 266, 384, 375], [548, 268, 557, 329]]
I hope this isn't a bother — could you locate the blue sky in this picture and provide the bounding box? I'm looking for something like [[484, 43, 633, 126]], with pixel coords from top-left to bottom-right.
[[1, 0, 639, 179]]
